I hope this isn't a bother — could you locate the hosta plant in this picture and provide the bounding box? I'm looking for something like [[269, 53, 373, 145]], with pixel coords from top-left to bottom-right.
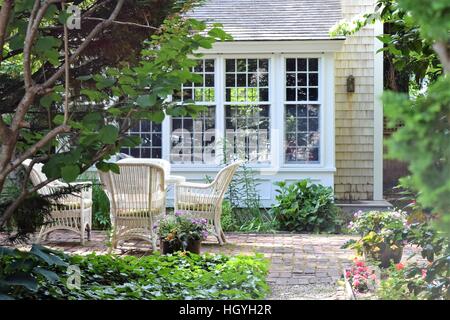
[[270, 180, 339, 233]]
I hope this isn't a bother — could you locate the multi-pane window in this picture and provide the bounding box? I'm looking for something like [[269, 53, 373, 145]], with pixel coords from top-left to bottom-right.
[[285, 58, 320, 163], [224, 58, 270, 163], [170, 106, 216, 164], [180, 59, 215, 102], [171, 59, 216, 164], [121, 120, 162, 158]]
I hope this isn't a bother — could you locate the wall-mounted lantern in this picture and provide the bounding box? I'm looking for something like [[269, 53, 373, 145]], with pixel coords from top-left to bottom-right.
[[347, 75, 355, 93]]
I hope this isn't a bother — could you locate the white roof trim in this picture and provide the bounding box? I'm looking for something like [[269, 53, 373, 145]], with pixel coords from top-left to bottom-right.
[[197, 40, 345, 55]]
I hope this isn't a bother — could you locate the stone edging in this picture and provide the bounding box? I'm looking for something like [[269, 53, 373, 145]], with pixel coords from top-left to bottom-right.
[[342, 268, 356, 300]]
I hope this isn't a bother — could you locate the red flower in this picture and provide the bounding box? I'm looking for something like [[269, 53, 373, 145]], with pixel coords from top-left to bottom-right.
[[395, 263, 405, 271], [354, 258, 365, 268]]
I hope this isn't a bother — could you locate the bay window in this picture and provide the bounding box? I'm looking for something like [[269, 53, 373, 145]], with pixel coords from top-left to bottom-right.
[[124, 55, 327, 169]]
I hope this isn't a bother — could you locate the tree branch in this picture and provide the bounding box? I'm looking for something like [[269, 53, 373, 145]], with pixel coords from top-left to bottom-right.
[[433, 41, 450, 74], [11, 124, 71, 169], [23, 0, 42, 89], [0, 0, 14, 65], [83, 17, 159, 30], [42, 0, 125, 90]]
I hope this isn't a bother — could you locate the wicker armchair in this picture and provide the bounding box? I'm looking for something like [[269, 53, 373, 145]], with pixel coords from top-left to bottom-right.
[[22, 159, 92, 244], [117, 158, 171, 182], [98, 162, 166, 251], [174, 161, 243, 245]]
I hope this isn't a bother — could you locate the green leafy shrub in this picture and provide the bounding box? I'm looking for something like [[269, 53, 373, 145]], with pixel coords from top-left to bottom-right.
[[0, 246, 270, 300], [378, 265, 420, 300], [211, 163, 277, 232], [0, 245, 68, 300], [91, 184, 111, 230], [221, 200, 239, 232], [270, 180, 339, 233], [378, 254, 450, 300]]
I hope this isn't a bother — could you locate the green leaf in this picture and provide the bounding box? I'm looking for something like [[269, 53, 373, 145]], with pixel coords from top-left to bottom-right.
[[33, 267, 59, 283], [30, 245, 68, 267], [148, 110, 165, 123], [9, 34, 25, 51], [98, 125, 119, 144], [96, 77, 116, 90], [77, 75, 92, 81], [136, 94, 157, 108], [53, 114, 65, 125], [61, 165, 80, 182], [109, 163, 120, 174], [2, 274, 38, 292]]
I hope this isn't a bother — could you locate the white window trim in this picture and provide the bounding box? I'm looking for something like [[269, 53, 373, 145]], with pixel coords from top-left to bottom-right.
[[161, 52, 336, 174]]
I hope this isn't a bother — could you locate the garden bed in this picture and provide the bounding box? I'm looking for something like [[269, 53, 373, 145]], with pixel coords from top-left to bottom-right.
[[0, 245, 270, 300]]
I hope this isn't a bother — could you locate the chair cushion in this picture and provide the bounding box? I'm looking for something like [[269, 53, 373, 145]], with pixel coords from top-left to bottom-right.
[[176, 201, 214, 212], [59, 199, 92, 210], [117, 208, 162, 217]]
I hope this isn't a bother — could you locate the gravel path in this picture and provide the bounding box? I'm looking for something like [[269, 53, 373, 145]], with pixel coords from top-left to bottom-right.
[[268, 284, 346, 300]]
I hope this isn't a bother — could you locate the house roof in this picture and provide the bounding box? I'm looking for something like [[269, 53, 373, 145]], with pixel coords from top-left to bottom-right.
[[186, 0, 344, 41]]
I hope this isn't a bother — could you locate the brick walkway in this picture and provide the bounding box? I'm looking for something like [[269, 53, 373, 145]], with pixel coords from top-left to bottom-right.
[[2, 231, 358, 299]]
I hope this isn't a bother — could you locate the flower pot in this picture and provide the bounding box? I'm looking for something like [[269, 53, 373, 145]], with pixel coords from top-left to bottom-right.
[[160, 239, 182, 255], [185, 239, 201, 254], [160, 239, 201, 255], [364, 242, 403, 268], [379, 243, 403, 269]]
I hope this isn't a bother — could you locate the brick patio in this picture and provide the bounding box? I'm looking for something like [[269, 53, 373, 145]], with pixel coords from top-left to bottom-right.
[[1, 231, 356, 294]]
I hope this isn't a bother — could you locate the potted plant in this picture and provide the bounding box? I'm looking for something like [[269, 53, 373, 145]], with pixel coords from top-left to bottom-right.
[[156, 212, 209, 255], [343, 210, 409, 268]]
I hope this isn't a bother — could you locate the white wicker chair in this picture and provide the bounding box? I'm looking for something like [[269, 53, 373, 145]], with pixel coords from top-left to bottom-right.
[[117, 158, 171, 180], [98, 163, 166, 251], [22, 159, 93, 244], [174, 161, 243, 245]]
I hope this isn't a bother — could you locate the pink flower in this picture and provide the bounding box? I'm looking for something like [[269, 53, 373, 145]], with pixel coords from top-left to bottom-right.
[[358, 266, 367, 273], [353, 280, 360, 287], [421, 269, 427, 279], [395, 263, 405, 271]]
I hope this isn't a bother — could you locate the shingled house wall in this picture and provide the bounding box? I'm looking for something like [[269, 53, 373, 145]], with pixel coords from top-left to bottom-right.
[[334, 0, 376, 201]]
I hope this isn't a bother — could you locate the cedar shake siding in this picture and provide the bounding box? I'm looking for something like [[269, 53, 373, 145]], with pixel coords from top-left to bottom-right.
[[334, 0, 376, 201]]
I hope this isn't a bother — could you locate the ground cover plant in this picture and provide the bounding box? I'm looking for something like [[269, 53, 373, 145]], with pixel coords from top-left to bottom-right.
[[0, 244, 270, 300]]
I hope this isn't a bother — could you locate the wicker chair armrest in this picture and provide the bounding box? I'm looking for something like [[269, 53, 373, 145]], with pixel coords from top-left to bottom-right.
[[176, 181, 214, 190]]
